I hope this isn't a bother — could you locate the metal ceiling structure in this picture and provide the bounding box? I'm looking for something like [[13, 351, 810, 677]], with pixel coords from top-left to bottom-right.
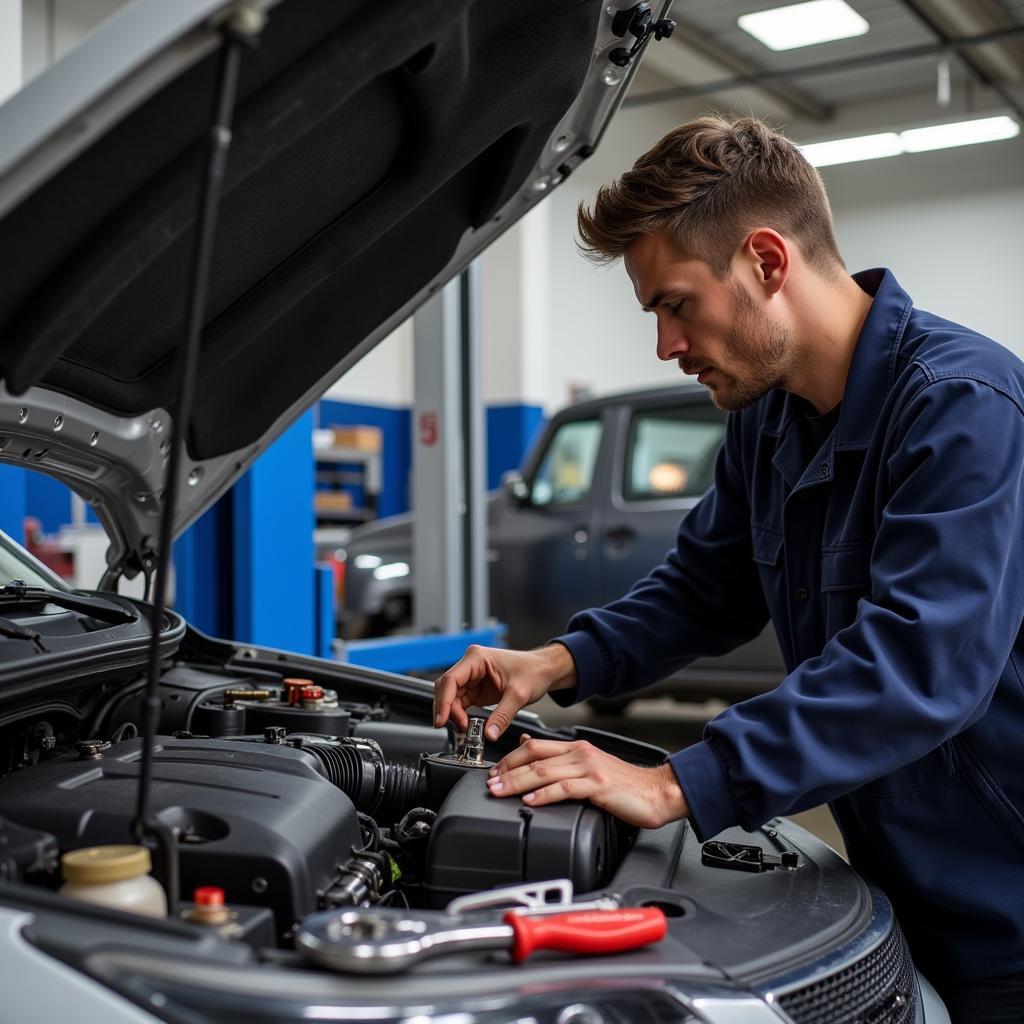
[[627, 0, 1024, 125]]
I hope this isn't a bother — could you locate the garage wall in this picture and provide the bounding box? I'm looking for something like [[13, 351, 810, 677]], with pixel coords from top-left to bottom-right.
[[826, 139, 1024, 355], [1, 0, 20, 103], [21, 0, 127, 81]]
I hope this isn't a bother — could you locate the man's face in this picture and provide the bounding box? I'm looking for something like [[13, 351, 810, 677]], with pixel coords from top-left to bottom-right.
[[623, 231, 796, 411]]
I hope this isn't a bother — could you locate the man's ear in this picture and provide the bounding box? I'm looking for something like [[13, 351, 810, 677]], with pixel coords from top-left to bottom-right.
[[739, 228, 789, 297]]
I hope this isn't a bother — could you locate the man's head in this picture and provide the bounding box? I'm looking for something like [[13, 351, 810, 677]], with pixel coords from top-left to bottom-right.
[[578, 115, 845, 410]]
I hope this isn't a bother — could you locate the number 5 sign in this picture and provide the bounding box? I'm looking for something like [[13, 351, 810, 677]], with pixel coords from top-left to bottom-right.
[[419, 410, 439, 447]]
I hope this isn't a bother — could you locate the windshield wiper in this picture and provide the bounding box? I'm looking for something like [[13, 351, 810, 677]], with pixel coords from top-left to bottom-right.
[[0, 580, 138, 626], [0, 614, 46, 653]]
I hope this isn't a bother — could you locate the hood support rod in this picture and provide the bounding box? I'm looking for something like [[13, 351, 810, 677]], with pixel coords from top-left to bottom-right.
[[133, 6, 265, 906]]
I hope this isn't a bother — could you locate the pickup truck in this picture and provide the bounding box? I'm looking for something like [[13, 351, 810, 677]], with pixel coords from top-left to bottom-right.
[[340, 384, 786, 707]]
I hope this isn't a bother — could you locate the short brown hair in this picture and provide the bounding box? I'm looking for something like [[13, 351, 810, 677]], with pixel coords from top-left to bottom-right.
[[577, 115, 843, 278]]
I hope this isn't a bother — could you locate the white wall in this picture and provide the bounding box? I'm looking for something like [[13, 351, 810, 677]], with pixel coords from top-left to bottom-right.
[[1, 0, 20, 103], [21, 0, 127, 82], [824, 136, 1024, 356], [324, 321, 413, 406]]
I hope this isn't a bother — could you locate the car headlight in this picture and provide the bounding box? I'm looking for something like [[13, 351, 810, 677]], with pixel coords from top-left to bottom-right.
[[373, 562, 409, 581]]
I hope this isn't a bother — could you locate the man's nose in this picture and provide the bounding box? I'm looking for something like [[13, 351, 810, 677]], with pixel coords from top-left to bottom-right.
[[656, 315, 689, 362]]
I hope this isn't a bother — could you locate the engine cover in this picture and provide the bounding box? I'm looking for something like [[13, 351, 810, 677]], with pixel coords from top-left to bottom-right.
[[0, 736, 360, 935], [423, 770, 625, 907]]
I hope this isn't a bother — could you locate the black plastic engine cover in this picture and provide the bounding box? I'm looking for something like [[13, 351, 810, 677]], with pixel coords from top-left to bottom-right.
[[424, 770, 623, 907], [0, 736, 360, 936]]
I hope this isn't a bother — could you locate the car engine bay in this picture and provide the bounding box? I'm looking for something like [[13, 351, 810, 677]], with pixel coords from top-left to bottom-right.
[[0, 614, 636, 948], [0, 602, 930, 1024]]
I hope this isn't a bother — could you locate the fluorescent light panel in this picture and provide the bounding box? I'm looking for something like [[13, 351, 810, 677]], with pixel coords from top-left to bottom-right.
[[901, 116, 1020, 152], [738, 0, 869, 51], [800, 116, 1020, 167]]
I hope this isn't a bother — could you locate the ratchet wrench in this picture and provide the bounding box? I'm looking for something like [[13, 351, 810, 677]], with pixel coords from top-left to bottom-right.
[[296, 905, 667, 973]]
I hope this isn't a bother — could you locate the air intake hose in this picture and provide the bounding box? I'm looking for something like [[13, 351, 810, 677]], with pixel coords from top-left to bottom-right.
[[302, 737, 426, 821]]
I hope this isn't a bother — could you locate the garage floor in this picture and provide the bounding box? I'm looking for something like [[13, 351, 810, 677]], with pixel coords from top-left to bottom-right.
[[533, 695, 848, 858]]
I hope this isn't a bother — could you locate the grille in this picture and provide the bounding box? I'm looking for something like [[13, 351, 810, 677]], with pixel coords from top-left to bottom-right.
[[776, 923, 917, 1024]]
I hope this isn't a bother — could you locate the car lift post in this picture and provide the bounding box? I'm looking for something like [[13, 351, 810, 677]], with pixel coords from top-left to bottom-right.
[[411, 263, 489, 637]]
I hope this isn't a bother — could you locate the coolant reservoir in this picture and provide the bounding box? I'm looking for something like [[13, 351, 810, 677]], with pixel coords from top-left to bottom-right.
[[58, 845, 167, 918]]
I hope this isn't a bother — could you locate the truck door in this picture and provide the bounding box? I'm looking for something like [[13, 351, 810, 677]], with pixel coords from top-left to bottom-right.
[[490, 414, 606, 649], [596, 397, 725, 603], [595, 397, 782, 680]]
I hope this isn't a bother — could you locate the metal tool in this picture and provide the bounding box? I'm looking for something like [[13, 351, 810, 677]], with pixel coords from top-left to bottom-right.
[[296, 905, 667, 974], [701, 840, 800, 874], [446, 877, 620, 917]]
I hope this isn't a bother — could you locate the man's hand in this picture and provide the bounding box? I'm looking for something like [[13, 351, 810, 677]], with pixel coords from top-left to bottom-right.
[[433, 644, 577, 740], [485, 734, 690, 830]]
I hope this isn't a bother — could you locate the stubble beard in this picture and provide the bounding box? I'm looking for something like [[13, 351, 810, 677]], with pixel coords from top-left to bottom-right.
[[701, 281, 795, 412]]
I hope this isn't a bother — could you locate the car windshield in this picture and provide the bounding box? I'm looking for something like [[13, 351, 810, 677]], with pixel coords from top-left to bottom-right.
[[0, 530, 70, 592]]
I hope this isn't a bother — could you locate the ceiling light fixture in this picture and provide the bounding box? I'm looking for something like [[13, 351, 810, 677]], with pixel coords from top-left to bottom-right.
[[738, 0, 869, 51], [799, 115, 1020, 167]]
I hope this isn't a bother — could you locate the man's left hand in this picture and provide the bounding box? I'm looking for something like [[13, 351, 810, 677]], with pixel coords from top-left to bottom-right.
[[486, 734, 689, 829]]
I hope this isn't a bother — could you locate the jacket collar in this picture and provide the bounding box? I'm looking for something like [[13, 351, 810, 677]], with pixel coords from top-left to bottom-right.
[[765, 268, 914, 492], [833, 268, 914, 449], [762, 268, 914, 450]]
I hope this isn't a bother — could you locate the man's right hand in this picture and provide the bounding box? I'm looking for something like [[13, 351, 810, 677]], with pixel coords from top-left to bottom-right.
[[433, 643, 577, 740]]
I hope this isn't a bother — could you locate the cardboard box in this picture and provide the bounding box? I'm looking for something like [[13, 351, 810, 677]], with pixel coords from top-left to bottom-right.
[[314, 491, 353, 513], [330, 425, 382, 452]]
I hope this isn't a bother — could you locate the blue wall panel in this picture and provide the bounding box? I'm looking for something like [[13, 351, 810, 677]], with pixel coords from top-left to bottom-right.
[[315, 564, 335, 660], [233, 410, 315, 654], [173, 498, 233, 638], [0, 466, 27, 544], [24, 474, 71, 533], [485, 404, 546, 489], [317, 400, 411, 517], [317, 399, 545, 517]]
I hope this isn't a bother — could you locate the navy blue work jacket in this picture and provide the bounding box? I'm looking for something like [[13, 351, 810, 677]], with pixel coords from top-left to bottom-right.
[[556, 269, 1024, 980]]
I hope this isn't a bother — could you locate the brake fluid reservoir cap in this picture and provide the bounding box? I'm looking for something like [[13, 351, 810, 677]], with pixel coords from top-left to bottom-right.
[[62, 845, 151, 885], [189, 885, 230, 925], [194, 886, 226, 908], [283, 678, 314, 705]]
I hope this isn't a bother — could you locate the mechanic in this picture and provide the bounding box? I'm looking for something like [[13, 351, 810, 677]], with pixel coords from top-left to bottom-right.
[[433, 115, 1024, 1021]]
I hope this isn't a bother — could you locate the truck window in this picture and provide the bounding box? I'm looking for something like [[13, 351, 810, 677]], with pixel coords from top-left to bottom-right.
[[530, 419, 602, 506], [624, 404, 725, 501]]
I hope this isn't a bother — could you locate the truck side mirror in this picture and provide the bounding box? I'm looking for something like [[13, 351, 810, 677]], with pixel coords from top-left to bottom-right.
[[502, 471, 531, 507]]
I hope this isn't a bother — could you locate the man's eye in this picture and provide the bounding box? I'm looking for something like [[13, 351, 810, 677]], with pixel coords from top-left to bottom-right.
[[670, 299, 687, 315]]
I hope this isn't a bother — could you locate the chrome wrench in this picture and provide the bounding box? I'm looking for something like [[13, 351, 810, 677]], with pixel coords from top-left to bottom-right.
[[296, 905, 667, 974]]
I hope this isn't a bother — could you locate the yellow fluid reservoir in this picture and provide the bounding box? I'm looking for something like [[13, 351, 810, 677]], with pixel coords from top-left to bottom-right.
[[58, 845, 167, 918]]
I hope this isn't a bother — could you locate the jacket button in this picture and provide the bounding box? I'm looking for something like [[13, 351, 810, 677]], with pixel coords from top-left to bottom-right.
[[820, 463, 829, 477], [795, 586, 809, 601]]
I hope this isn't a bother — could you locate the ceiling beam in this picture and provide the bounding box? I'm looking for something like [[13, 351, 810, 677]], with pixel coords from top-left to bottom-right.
[[907, 0, 1024, 85], [641, 15, 832, 123], [625, 24, 1024, 112], [895, 0, 1024, 122]]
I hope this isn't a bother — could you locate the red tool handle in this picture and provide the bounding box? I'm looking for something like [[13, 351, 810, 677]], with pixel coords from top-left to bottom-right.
[[503, 907, 667, 963]]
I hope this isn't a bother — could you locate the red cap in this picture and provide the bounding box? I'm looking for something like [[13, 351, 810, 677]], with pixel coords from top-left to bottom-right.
[[301, 685, 324, 701], [194, 886, 225, 908], [282, 678, 312, 706]]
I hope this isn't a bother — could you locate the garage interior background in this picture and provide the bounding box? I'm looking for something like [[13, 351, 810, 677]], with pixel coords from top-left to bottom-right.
[[0, 0, 1022, 658]]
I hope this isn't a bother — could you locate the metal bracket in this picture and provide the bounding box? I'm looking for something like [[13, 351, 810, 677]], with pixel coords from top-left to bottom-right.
[[446, 878, 620, 917], [609, 3, 675, 68], [701, 840, 800, 874]]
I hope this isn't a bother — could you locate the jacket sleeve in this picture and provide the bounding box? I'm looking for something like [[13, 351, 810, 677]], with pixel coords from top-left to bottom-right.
[[551, 410, 771, 703], [671, 377, 1024, 841]]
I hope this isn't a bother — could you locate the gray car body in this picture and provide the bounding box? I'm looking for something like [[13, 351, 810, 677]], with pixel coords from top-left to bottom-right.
[[343, 383, 787, 703]]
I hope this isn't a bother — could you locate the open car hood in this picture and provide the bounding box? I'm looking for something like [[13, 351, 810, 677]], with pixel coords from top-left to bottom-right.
[[0, 0, 668, 581]]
